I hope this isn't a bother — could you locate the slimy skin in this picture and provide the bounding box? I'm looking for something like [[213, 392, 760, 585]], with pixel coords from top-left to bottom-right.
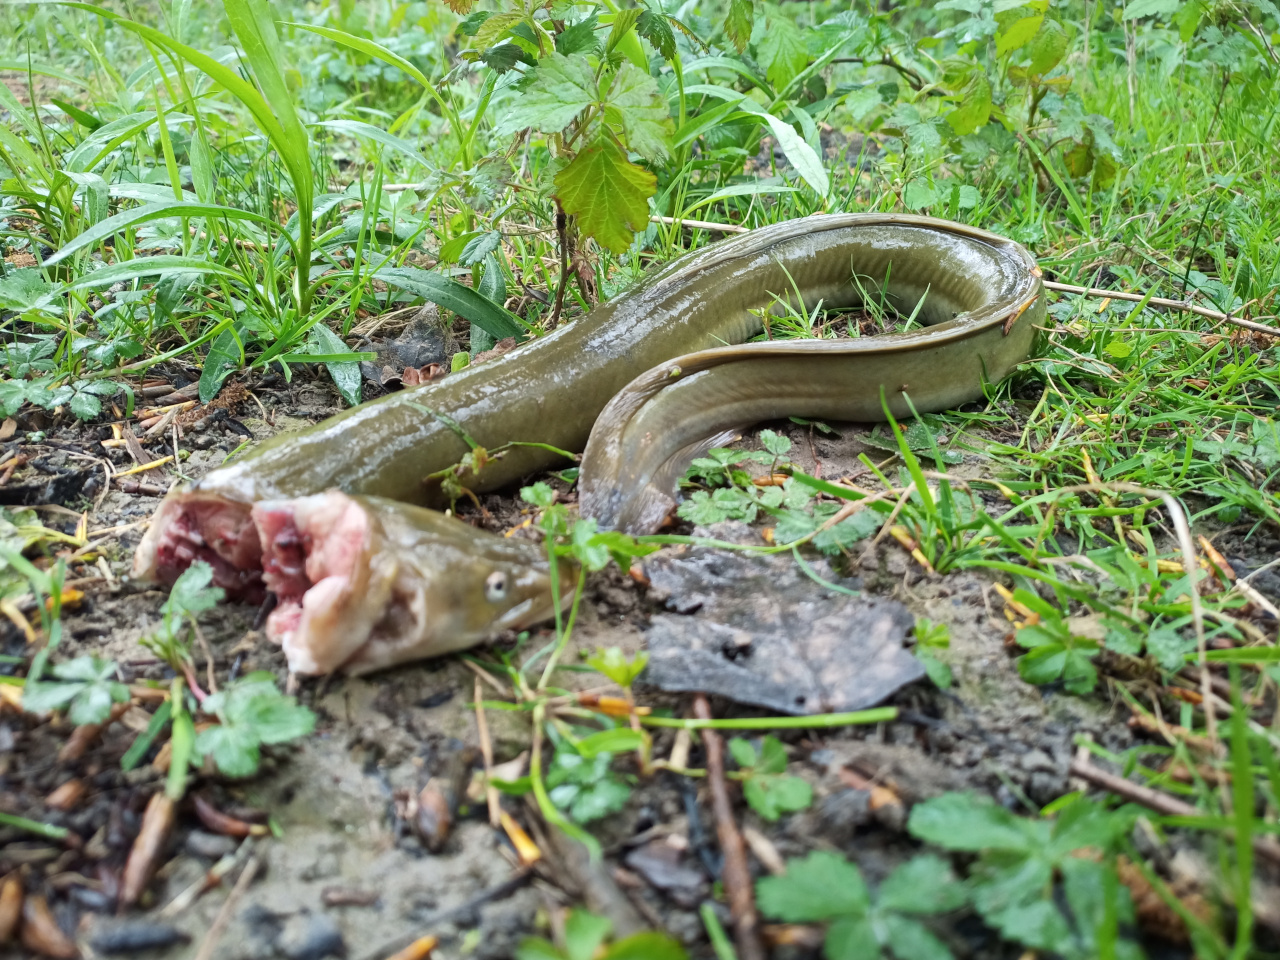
[[132, 214, 1040, 673], [577, 218, 1043, 532]]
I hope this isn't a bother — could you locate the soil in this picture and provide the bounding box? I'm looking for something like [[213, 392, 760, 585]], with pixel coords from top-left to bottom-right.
[[1, 364, 1276, 960]]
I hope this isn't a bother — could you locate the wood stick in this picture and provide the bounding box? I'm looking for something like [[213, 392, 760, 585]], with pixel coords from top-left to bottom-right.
[[1070, 757, 1280, 865], [694, 694, 766, 960], [650, 215, 749, 234], [1042, 280, 1278, 337]]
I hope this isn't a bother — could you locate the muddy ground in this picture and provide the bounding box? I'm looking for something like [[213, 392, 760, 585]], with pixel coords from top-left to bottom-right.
[[1, 364, 1276, 960]]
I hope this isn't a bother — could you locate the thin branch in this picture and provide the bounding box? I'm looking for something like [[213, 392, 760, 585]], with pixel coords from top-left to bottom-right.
[[1042, 280, 1278, 338]]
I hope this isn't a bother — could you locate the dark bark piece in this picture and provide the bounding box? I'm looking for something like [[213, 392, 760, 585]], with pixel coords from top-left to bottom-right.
[[642, 545, 922, 714]]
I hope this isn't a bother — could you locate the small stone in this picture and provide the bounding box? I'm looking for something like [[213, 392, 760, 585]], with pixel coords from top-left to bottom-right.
[[1019, 748, 1056, 774], [278, 912, 345, 960], [89, 920, 191, 954], [185, 830, 238, 860]]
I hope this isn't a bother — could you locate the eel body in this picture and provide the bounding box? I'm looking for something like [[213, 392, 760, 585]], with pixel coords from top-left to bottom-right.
[[133, 213, 1041, 674], [577, 220, 1043, 533]]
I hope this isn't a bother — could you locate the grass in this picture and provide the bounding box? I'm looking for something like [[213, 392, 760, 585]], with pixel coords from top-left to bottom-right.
[[2, 0, 1279, 953]]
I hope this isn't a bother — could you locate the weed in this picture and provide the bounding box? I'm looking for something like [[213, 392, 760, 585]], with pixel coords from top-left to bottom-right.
[[728, 735, 814, 822]]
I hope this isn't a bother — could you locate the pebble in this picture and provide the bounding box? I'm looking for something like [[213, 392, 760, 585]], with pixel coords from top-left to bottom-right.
[[278, 911, 345, 960], [1018, 748, 1057, 774], [185, 830, 238, 860], [89, 920, 191, 954]]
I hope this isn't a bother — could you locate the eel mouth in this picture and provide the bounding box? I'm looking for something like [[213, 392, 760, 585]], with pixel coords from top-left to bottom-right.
[[133, 494, 264, 601], [251, 493, 391, 676]]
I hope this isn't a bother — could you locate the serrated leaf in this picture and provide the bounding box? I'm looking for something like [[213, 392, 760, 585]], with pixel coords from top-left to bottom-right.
[[459, 230, 502, 266], [164, 560, 224, 618], [878, 855, 967, 914], [554, 142, 655, 254], [494, 52, 596, 136], [68, 390, 101, 420], [904, 180, 938, 210], [907, 792, 1036, 852], [1025, 18, 1067, 74], [756, 851, 869, 922], [481, 42, 528, 73], [604, 62, 672, 162], [636, 9, 676, 60], [0, 380, 27, 417], [725, 0, 755, 52], [882, 915, 955, 960], [824, 916, 879, 960], [196, 723, 262, 778], [759, 15, 808, 91], [947, 71, 991, 135], [996, 14, 1043, 55], [759, 429, 791, 457], [556, 15, 600, 55]]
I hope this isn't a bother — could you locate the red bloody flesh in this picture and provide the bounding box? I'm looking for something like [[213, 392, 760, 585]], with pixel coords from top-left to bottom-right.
[[151, 500, 264, 602]]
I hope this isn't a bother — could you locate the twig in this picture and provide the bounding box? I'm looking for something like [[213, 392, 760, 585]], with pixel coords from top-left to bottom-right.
[[193, 855, 260, 960], [475, 677, 500, 827], [1070, 757, 1280, 866], [650, 215, 749, 234], [694, 694, 766, 960], [1038, 281, 1278, 337]]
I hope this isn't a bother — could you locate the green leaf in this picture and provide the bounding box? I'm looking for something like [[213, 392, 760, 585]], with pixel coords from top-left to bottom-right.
[[1123, 0, 1179, 18], [882, 915, 955, 960], [563, 911, 612, 960], [576, 728, 644, 758], [606, 931, 689, 960], [521, 482, 556, 508], [51, 97, 102, 130], [557, 15, 601, 56], [375, 267, 525, 340], [196, 723, 261, 778], [315, 119, 434, 170], [947, 72, 992, 135], [756, 735, 788, 774], [1025, 19, 1067, 74], [756, 851, 869, 922], [996, 14, 1044, 55], [569, 777, 631, 822], [307, 324, 361, 407], [604, 63, 672, 162], [824, 916, 880, 960], [636, 8, 676, 60], [496, 52, 597, 136], [554, 142, 656, 255], [41, 200, 287, 268], [164, 561, 224, 619], [725, 0, 755, 52], [459, 231, 502, 266], [917, 649, 954, 690], [759, 429, 791, 457], [200, 327, 244, 403], [904, 180, 939, 210], [759, 16, 808, 90], [729, 737, 758, 769], [907, 793, 1036, 852], [586, 646, 649, 687], [878, 855, 967, 914], [514, 938, 564, 960], [68, 390, 100, 420]]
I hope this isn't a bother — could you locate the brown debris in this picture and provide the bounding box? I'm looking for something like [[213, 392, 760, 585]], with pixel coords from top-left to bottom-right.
[[59, 701, 132, 763], [0, 874, 22, 943], [1115, 856, 1213, 944], [471, 337, 518, 365], [20, 895, 78, 958], [694, 694, 766, 960], [44, 779, 87, 812], [193, 796, 268, 838], [384, 934, 439, 960], [120, 793, 177, 908]]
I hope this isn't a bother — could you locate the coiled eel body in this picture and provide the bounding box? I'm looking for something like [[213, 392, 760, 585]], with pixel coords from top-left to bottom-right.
[[133, 214, 1042, 674]]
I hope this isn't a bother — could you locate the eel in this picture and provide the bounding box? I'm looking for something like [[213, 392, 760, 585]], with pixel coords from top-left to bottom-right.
[[133, 213, 1041, 674], [578, 224, 1043, 533]]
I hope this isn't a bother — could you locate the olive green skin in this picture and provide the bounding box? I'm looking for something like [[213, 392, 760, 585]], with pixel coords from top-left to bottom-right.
[[577, 216, 1044, 533], [177, 214, 1040, 509]]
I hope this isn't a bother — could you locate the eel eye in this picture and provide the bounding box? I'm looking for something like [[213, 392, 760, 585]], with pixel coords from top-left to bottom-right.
[[485, 571, 508, 602]]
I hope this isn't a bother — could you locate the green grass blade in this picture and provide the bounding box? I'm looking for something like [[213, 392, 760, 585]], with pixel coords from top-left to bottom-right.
[[314, 120, 436, 171], [62, 255, 248, 290], [376, 266, 527, 340], [42, 201, 293, 267]]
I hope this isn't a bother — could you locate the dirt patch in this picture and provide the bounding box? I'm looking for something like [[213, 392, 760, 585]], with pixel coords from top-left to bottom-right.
[[2, 375, 1275, 958]]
